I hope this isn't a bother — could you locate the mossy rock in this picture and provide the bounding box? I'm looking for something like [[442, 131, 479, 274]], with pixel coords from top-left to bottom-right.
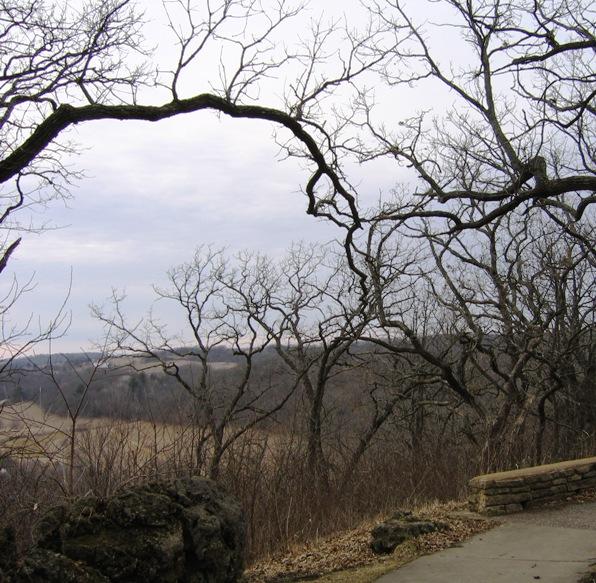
[[13, 548, 109, 583], [371, 511, 448, 555], [4, 477, 245, 583]]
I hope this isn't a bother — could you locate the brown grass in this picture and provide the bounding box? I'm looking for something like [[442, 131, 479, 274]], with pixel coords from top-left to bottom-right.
[[1, 399, 483, 562], [0, 401, 198, 467]]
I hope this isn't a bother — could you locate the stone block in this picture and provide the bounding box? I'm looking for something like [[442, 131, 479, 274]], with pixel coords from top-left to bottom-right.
[[524, 473, 554, 484], [483, 493, 531, 506], [578, 477, 596, 489], [484, 485, 531, 496], [531, 484, 568, 498], [483, 505, 507, 516], [496, 477, 527, 488]]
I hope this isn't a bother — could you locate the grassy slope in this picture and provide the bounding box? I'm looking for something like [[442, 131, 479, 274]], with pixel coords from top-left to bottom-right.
[[244, 500, 494, 583]]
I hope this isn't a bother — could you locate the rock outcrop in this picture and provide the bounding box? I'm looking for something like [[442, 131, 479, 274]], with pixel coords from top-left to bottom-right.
[[1, 477, 245, 583], [370, 511, 447, 554]]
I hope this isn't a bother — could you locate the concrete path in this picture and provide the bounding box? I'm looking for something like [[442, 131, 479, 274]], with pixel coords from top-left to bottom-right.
[[376, 502, 596, 583]]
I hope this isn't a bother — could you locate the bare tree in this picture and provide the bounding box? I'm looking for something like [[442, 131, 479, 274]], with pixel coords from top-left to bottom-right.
[[218, 243, 373, 489], [0, 274, 70, 378], [2, 1, 592, 314], [350, 0, 595, 240], [94, 247, 298, 479], [30, 346, 113, 495], [0, 1, 593, 276], [0, 0, 397, 273], [0, 2, 399, 484], [2, 0, 593, 484], [363, 205, 595, 470]]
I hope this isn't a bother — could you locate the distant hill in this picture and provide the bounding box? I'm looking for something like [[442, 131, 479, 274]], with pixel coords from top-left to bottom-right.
[[3, 352, 103, 370]]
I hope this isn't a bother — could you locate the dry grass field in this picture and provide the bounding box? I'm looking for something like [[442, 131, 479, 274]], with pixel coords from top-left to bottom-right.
[[0, 400, 199, 472]]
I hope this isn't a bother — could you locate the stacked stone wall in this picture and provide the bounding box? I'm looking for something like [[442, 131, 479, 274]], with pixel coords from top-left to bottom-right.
[[468, 456, 596, 516]]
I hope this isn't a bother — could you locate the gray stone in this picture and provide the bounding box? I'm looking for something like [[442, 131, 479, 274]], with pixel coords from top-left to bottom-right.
[[532, 484, 568, 498], [483, 493, 531, 506], [484, 505, 507, 516], [371, 511, 447, 554], [483, 485, 531, 496]]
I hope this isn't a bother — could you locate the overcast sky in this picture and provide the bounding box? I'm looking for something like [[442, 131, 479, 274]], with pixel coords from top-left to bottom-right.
[[4, 0, 458, 353], [9, 116, 339, 351]]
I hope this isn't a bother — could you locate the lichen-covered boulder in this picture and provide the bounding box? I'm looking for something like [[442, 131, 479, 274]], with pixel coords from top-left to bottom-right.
[[370, 511, 447, 554], [2, 477, 245, 583], [14, 548, 109, 582]]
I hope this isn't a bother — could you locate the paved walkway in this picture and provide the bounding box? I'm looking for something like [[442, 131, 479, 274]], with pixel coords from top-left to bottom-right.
[[376, 502, 596, 583]]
